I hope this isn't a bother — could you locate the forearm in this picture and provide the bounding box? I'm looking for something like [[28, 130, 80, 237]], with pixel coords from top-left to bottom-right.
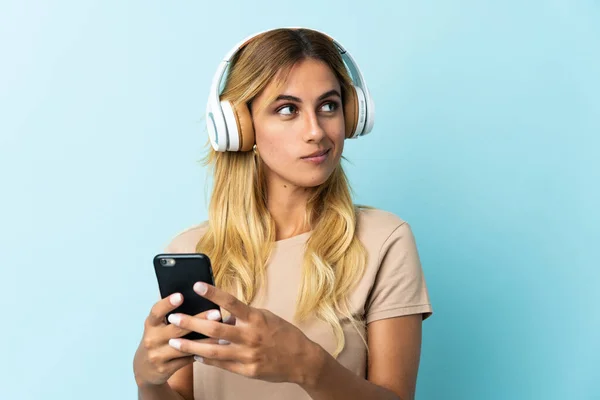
[[299, 345, 402, 400], [137, 382, 185, 400]]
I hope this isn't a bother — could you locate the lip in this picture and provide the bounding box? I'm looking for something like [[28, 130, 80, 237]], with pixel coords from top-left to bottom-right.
[[301, 149, 330, 159], [301, 148, 330, 164]]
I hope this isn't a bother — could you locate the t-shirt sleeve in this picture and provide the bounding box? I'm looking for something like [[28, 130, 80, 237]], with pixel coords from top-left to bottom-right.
[[365, 222, 433, 324], [161, 223, 207, 254]]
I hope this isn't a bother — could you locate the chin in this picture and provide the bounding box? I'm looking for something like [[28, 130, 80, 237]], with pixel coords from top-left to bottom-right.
[[266, 159, 339, 189], [293, 171, 334, 188]]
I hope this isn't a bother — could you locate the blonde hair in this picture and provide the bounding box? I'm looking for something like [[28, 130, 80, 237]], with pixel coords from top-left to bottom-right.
[[196, 28, 368, 357]]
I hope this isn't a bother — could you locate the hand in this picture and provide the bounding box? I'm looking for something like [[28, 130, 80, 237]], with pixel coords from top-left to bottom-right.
[[133, 292, 229, 387], [166, 282, 323, 385]]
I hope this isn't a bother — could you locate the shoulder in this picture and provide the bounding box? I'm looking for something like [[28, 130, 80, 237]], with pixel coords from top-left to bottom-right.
[[162, 221, 209, 253], [356, 206, 411, 243], [355, 206, 419, 263], [356, 208, 433, 323]]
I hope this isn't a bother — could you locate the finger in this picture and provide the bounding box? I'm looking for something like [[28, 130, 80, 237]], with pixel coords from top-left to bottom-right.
[[163, 324, 191, 340], [169, 339, 241, 362], [164, 308, 223, 338], [167, 313, 243, 344], [164, 355, 194, 374], [196, 337, 224, 345], [223, 314, 236, 326], [196, 358, 250, 377], [164, 337, 224, 352], [147, 293, 183, 327], [153, 343, 194, 362], [193, 282, 251, 321]]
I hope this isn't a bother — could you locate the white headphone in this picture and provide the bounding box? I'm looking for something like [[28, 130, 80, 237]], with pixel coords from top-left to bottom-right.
[[205, 27, 375, 152]]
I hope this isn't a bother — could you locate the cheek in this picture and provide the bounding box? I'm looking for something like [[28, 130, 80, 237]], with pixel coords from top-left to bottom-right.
[[334, 129, 345, 145], [325, 116, 345, 144], [255, 121, 295, 162], [329, 128, 345, 155], [256, 137, 296, 170]]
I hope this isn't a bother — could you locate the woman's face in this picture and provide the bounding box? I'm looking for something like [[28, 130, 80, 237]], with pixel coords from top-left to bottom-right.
[[250, 58, 345, 190]]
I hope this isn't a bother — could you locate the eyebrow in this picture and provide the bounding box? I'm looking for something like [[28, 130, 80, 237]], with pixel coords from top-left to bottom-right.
[[273, 89, 341, 103]]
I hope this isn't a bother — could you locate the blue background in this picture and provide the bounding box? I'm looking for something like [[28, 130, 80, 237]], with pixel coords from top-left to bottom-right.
[[1, 1, 598, 399]]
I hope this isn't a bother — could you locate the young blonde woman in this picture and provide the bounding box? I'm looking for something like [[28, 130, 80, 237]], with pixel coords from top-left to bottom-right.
[[133, 27, 433, 400]]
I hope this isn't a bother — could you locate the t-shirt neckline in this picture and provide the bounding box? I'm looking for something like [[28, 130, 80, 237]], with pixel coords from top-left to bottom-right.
[[274, 231, 311, 246]]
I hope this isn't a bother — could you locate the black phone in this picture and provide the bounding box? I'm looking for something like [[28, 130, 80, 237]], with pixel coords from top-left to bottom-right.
[[153, 253, 221, 340]]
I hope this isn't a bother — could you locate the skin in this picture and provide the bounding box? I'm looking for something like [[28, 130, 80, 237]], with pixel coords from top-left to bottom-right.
[[252, 58, 347, 240], [134, 58, 424, 400]]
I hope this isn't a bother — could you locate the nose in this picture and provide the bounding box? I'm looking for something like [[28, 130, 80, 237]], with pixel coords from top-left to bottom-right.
[[302, 110, 326, 143]]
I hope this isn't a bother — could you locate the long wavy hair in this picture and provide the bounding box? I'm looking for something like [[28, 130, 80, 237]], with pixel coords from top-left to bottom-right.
[[196, 28, 368, 357]]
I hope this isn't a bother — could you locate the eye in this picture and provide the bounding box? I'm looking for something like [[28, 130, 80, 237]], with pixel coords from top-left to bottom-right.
[[321, 101, 339, 113], [277, 104, 298, 116]]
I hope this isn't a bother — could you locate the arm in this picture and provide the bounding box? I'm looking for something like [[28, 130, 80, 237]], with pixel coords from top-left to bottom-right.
[[134, 292, 215, 400], [138, 384, 184, 400], [300, 314, 423, 400], [137, 357, 194, 400]]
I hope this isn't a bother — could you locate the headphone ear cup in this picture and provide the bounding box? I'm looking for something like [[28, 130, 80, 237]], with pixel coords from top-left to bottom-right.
[[343, 86, 358, 138], [351, 85, 367, 138], [232, 103, 255, 152], [344, 85, 367, 138], [207, 101, 227, 151], [220, 101, 235, 151], [362, 88, 375, 135], [220, 100, 255, 152]]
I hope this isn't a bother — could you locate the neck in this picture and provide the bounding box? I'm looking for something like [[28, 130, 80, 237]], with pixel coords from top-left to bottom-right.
[[266, 180, 316, 241]]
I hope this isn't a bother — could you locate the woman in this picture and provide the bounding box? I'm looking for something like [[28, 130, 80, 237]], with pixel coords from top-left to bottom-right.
[[133, 27, 433, 400]]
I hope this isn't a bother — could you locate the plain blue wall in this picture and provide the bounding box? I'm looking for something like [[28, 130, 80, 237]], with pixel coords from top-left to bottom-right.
[[1, 1, 598, 399]]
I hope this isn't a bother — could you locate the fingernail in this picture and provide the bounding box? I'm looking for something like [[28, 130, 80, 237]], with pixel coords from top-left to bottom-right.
[[194, 355, 204, 363], [218, 339, 230, 345], [167, 314, 181, 325], [170, 293, 182, 306], [169, 339, 181, 350], [194, 282, 207, 295], [207, 310, 221, 321]]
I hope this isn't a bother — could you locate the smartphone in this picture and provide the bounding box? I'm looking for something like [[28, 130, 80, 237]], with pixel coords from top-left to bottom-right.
[[153, 253, 221, 340]]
